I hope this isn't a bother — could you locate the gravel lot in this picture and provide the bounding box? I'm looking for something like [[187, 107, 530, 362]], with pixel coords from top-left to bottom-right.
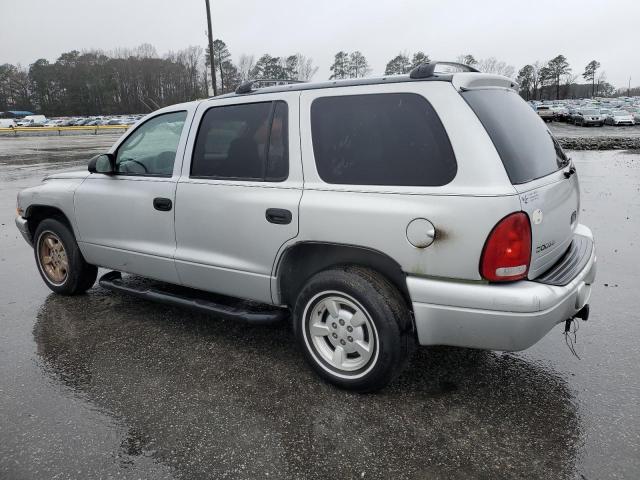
[[0, 135, 638, 479]]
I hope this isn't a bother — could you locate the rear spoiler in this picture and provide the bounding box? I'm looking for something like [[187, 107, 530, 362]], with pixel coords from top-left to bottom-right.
[[452, 73, 518, 91]]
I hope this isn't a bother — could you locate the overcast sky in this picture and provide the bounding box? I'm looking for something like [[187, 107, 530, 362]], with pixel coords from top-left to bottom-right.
[[1, 0, 639, 88]]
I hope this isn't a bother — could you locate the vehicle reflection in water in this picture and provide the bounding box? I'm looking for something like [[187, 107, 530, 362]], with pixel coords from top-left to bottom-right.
[[34, 287, 581, 479]]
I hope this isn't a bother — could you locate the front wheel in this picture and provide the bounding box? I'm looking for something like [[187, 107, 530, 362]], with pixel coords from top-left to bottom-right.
[[34, 218, 98, 295], [293, 266, 414, 393]]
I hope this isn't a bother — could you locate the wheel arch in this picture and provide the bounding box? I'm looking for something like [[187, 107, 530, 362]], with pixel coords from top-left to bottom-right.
[[274, 242, 412, 310], [25, 205, 74, 238]]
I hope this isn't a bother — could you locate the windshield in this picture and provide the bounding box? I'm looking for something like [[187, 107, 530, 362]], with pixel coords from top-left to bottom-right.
[[583, 110, 599, 115], [613, 110, 628, 115], [462, 88, 569, 185]]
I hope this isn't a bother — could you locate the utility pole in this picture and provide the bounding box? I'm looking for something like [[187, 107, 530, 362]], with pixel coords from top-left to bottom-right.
[[205, 0, 217, 96]]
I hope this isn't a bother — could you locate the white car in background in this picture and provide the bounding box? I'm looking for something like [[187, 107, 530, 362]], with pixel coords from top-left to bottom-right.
[[0, 119, 17, 128], [605, 110, 635, 126]]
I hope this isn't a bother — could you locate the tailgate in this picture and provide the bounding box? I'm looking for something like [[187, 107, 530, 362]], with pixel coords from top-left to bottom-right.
[[515, 171, 579, 279], [460, 88, 577, 280]]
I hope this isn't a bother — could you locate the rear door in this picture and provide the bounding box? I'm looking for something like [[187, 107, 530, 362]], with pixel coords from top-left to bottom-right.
[[462, 88, 579, 278], [174, 93, 302, 304]]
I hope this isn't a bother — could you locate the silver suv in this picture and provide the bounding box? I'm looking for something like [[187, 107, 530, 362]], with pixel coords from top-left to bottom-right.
[[15, 62, 596, 392]]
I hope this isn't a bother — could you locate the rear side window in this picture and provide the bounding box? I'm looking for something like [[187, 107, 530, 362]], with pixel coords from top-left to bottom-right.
[[191, 101, 288, 181], [310, 93, 457, 186], [462, 89, 569, 184]]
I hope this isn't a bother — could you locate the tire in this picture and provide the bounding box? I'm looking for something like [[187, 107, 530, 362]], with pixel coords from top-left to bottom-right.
[[293, 266, 414, 393], [33, 218, 97, 295]]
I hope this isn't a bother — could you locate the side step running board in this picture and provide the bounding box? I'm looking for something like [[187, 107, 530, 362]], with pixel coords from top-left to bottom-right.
[[99, 271, 288, 324]]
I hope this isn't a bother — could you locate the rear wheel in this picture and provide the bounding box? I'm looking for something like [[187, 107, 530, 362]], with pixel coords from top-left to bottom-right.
[[34, 218, 97, 295], [293, 266, 414, 393]]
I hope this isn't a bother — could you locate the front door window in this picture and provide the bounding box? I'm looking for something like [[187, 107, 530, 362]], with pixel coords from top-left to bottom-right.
[[116, 111, 187, 176]]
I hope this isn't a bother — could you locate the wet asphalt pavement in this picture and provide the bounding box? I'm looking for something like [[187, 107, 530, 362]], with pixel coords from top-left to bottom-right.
[[0, 135, 639, 479]]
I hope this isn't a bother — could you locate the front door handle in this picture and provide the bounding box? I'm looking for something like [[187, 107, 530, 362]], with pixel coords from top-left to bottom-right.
[[153, 197, 172, 211], [266, 208, 292, 225]]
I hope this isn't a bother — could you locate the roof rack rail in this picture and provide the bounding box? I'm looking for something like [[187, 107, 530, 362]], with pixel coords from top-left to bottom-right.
[[409, 61, 479, 79], [235, 78, 306, 95]]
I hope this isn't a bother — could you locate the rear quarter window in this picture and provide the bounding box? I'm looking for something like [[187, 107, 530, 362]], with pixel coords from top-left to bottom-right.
[[310, 93, 457, 186], [462, 89, 569, 185]]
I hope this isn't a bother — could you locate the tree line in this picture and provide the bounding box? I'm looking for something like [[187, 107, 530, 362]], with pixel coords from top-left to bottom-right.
[[0, 41, 320, 116], [516, 56, 615, 100], [0, 41, 626, 116]]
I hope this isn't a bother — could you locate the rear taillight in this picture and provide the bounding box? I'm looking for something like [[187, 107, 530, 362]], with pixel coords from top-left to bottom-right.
[[480, 212, 532, 282]]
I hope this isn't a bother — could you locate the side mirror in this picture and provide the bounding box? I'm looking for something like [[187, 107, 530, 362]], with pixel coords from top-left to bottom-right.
[[88, 153, 115, 174]]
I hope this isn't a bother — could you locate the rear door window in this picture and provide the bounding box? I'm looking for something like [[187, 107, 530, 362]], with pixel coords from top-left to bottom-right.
[[310, 93, 457, 186], [191, 101, 288, 181], [462, 89, 569, 184]]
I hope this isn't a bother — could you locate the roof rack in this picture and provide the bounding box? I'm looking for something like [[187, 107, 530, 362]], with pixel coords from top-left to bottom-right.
[[235, 78, 306, 95], [409, 61, 479, 79], [206, 61, 484, 99]]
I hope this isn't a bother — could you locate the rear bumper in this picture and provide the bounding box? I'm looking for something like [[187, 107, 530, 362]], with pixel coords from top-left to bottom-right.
[[15, 216, 32, 246], [408, 225, 596, 351]]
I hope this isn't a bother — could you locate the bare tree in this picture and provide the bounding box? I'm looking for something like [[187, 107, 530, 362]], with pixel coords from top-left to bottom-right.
[[596, 71, 607, 96], [237, 54, 255, 82], [530, 61, 543, 99], [295, 53, 318, 81], [135, 43, 158, 59], [180, 46, 203, 97], [562, 73, 579, 99], [476, 57, 515, 78]]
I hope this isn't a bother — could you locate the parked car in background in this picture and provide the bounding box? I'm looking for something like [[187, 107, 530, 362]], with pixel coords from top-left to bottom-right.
[[574, 109, 605, 127], [19, 115, 46, 126], [552, 106, 570, 122], [15, 62, 596, 392], [0, 118, 16, 128], [605, 110, 635, 126], [536, 105, 554, 122], [566, 108, 580, 123]]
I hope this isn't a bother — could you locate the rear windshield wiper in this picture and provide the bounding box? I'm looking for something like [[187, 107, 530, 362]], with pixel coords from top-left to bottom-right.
[[563, 162, 576, 178]]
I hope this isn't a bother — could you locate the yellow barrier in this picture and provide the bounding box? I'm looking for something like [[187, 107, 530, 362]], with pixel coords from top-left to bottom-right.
[[0, 125, 130, 135]]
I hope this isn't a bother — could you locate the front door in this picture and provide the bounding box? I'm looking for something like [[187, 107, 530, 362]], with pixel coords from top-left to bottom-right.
[[174, 94, 302, 304], [75, 110, 190, 284]]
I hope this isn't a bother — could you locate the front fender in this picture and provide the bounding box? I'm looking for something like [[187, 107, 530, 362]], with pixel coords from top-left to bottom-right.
[[17, 177, 87, 239]]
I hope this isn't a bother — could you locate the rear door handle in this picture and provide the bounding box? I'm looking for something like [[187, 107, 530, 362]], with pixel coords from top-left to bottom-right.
[[153, 197, 172, 211], [266, 208, 292, 225]]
